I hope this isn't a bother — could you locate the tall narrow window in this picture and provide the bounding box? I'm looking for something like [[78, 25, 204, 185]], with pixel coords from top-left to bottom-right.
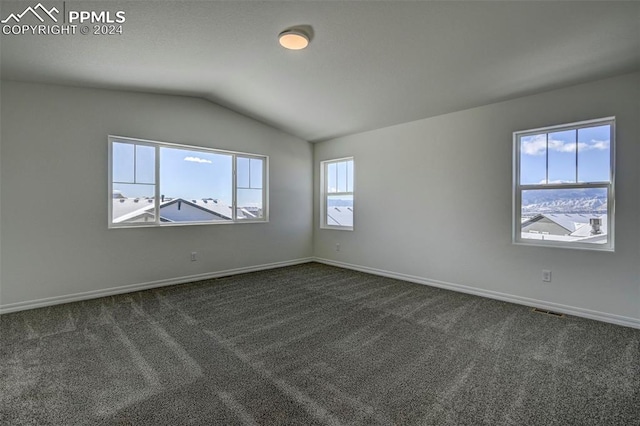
[[236, 156, 265, 220], [513, 118, 614, 250], [321, 157, 354, 230], [109, 136, 267, 228]]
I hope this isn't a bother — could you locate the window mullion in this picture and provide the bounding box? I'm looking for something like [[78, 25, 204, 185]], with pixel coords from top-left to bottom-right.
[[154, 145, 160, 225], [324, 163, 328, 227], [263, 158, 267, 221], [232, 154, 237, 222], [346, 161, 350, 193], [545, 133, 549, 184], [575, 128, 579, 183], [133, 143, 137, 184]]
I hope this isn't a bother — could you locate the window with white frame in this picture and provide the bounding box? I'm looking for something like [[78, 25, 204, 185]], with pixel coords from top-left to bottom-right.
[[321, 157, 354, 230], [513, 117, 614, 250], [109, 136, 267, 228]]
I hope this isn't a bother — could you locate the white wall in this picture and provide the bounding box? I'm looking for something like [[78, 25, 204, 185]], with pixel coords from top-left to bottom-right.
[[314, 73, 640, 324], [2, 75, 638, 325], [0, 81, 313, 308]]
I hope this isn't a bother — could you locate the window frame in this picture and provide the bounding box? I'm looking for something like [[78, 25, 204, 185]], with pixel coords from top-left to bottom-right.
[[108, 135, 268, 228], [320, 157, 354, 231], [512, 117, 615, 251]]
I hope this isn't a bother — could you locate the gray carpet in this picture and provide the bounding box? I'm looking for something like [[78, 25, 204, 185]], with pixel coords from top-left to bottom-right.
[[1, 262, 638, 425]]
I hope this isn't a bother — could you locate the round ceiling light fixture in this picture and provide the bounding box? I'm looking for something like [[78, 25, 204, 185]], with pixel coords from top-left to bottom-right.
[[278, 28, 310, 50]]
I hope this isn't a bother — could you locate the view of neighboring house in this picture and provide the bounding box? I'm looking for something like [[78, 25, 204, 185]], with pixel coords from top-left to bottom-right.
[[112, 191, 259, 224], [521, 213, 607, 244]]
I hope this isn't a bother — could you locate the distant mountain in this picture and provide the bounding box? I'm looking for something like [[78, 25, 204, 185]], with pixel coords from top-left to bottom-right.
[[522, 188, 607, 214], [327, 199, 353, 207]]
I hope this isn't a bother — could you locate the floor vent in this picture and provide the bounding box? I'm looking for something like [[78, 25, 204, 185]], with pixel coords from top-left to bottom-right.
[[532, 308, 564, 318]]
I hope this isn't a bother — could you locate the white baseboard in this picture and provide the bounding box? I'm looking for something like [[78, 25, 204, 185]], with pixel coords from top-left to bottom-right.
[[4, 256, 638, 330], [0, 257, 314, 314], [313, 257, 640, 330]]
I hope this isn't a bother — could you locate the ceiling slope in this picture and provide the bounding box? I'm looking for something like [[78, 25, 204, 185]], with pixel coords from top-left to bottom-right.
[[1, 1, 639, 142]]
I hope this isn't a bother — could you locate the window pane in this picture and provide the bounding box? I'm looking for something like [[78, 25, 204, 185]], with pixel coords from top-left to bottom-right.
[[112, 142, 134, 182], [548, 130, 576, 183], [327, 195, 353, 227], [578, 125, 610, 183], [237, 157, 250, 188], [237, 188, 263, 220], [327, 162, 337, 193], [159, 147, 233, 223], [135, 145, 155, 184], [238, 157, 263, 190], [113, 183, 155, 199], [520, 134, 547, 185], [250, 158, 263, 189], [346, 160, 354, 192], [337, 161, 347, 192], [521, 188, 607, 245], [112, 184, 155, 223], [326, 195, 353, 228], [236, 157, 249, 188]]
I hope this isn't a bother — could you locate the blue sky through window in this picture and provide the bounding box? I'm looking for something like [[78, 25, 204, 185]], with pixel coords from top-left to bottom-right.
[[520, 125, 610, 185], [160, 147, 232, 204], [578, 125, 610, 182], [112, 143, 264, 207]]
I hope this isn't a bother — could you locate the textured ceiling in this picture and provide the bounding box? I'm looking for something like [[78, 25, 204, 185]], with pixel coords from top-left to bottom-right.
[[1, 1, 639, 142]]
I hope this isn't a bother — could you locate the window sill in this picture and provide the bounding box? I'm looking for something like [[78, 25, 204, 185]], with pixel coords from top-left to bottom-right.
[[513, 239, 614, 252], [109, 219, 269, 229], [320, 225, 353, 231]]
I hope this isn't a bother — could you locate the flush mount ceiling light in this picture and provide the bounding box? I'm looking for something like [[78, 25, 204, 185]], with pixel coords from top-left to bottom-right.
[[278, 28, 310, 50]]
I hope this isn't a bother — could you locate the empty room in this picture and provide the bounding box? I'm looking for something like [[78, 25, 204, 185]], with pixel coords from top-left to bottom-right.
[[1, 1, 639, 424]]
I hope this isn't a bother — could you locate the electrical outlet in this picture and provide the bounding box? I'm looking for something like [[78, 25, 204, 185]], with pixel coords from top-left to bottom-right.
[[335, 243, 340, 252], [191, 252, 197, 262], [542, 269, 551, 282]]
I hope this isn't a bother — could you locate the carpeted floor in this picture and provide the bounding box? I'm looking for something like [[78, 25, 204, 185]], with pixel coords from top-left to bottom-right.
[[1, 262, 638, 425]]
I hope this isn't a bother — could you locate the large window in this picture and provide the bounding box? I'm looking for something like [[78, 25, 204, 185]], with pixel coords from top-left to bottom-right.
[[321, 157, 354, 230], [109, 136, 267, 228], [513, 118, 614, 250]]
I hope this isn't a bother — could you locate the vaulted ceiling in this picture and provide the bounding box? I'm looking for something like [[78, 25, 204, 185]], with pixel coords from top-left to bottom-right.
[[2, 1, 639, 142]]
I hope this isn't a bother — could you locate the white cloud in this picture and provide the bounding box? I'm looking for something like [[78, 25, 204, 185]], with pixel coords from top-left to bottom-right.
[[522, 135, 609, 156], [184, 156, 212, 164], [584, 139, 609, 151], [521, 135, 548, 156], [549, 139, 577, 153]]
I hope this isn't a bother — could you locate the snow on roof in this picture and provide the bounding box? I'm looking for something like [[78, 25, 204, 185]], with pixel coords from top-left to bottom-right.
[[523, 213, 606, 233], [112, 198, 155, 221], [522, 213, 608, 244], [522, 232, 608, 244], [327, 206, 353, 227], [188, 198, 256, 219], [569, 215, 608, 237], [112, 197, 256, 223]]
